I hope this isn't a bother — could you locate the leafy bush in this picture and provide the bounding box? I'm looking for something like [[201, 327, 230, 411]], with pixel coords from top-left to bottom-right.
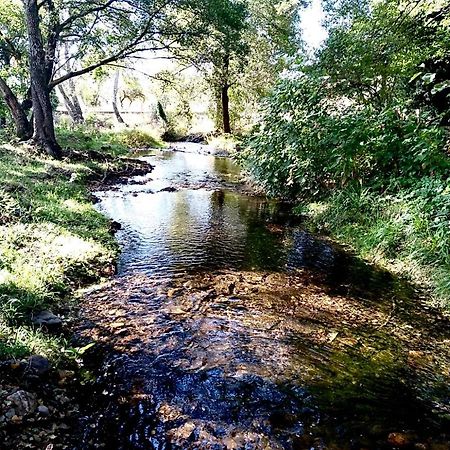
[[239, 74, 449, 199], [238, 0, 450, 306], [115, 129, 163, 149]]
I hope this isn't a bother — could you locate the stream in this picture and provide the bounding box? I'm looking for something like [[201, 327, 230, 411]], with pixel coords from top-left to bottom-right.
[[77, 143, 450, 449]]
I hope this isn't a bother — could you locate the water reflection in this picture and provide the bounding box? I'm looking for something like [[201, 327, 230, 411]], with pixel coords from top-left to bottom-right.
[[96, 150, 286, 277], [99, 189, 285, 277]]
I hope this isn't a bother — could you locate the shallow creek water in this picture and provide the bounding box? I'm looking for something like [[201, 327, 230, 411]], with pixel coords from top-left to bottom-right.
[[78, 144, 450, 449]]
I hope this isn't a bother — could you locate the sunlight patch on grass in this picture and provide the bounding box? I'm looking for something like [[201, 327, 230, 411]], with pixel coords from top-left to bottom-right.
[[0, 130, 134, 359]]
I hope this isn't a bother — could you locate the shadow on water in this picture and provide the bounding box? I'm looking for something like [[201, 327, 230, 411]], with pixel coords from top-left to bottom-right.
[[79, 147, 450, 449]]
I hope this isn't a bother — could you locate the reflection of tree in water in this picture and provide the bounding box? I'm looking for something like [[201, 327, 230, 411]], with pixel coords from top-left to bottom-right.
[[202, 190, 286, 271], [213, 157, 241, 182], [212, 189, 225, 207]]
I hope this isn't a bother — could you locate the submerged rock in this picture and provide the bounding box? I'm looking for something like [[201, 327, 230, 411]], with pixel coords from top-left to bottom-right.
[[159, 186, 178, 193]]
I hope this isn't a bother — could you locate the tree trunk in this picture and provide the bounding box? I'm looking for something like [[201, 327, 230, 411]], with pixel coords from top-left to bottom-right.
[[214, 87, 223, 131], [112, 71, 126, 125], [69, 77, 84, 123], [24, 0, 62, 158], [58, 44, 84, 124], [221, 84, 231, 134], [0, 76, 33, 140], [58, 85, 84, 124]]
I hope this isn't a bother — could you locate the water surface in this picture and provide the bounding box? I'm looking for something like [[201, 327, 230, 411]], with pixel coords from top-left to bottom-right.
[[84, 145, 450, 449]]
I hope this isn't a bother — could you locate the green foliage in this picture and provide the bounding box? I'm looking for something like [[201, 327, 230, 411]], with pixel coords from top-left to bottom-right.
[[115, 129, 163, 149], [239, 0, 450, 305], [57, 126, 163, 153]]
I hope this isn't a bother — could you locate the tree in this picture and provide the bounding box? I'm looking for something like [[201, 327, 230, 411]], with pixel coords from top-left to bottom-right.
[[0, 0, 32, 140], [1, 0, 221, 155], [240, 0, 450, 198], [167, 0, 249, 134], [58, 45, 84, 124], [165, 0, 301, 134], [112, 71, 126, 125], [24, 0, 62, 157]]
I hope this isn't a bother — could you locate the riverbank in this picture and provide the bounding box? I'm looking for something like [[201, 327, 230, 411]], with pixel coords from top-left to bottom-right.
[[294, 183, 450, 311], [0, 128, 158, 447]]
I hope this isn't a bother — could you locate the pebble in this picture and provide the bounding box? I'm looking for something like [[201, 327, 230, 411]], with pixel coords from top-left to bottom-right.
[[37, 405, 50, 416]]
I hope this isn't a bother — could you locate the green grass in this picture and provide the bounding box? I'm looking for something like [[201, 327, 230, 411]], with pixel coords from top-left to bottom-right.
[[0, 128, 146, 361], [298, 179, 450, 309]]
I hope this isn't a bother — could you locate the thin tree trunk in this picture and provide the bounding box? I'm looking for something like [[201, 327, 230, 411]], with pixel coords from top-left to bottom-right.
[[220, 54, 231, 134], [0, 76, 33, 140], [112, 71, 126, 125], [58, 85, 83, 124], [69, 77, 84, 123], [214, 87, 223, 132], [58, 44, 84, 124], [221, 84, 231, 134], [24, 0, 62, 158]]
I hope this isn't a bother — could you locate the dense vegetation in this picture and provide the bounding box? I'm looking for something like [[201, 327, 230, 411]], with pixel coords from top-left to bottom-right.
[[240, 0, 450, 306]]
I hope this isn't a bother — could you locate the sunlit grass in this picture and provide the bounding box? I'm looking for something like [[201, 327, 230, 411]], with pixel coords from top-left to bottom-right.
[[208, 134, 240, 153], [0, 132, 130, 359], [58, 125, 164, 154]]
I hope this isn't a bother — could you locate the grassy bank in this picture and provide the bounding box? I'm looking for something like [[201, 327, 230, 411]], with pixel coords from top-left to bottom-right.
[[0, 127, 160, 362], [296, 180, 450, 309]]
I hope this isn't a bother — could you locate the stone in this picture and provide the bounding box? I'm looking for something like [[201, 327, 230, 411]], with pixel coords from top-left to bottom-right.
[[26, 355, 50, 376], [32, 311, 63, 330], [37, 405, 50, 416], [387, 432, 411, 447], [6, 390, 37, 416]]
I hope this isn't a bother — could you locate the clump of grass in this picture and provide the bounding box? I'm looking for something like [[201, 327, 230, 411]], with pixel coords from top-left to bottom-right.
[[208, 134, 240, 153], [0, 320, 66, 362], [115, 128, 163, 149], [57, 126, 163, 155]]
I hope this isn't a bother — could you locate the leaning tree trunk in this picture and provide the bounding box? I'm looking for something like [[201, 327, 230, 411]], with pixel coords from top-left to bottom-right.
[[69, 77, 84, 124], [24, 0, 62, 158], [58, 85, 84, 124], [221, 84, 231, 134], [0, 76, 33, 140], [112, 71, 126, 126], [58, 44, 84, 125]]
